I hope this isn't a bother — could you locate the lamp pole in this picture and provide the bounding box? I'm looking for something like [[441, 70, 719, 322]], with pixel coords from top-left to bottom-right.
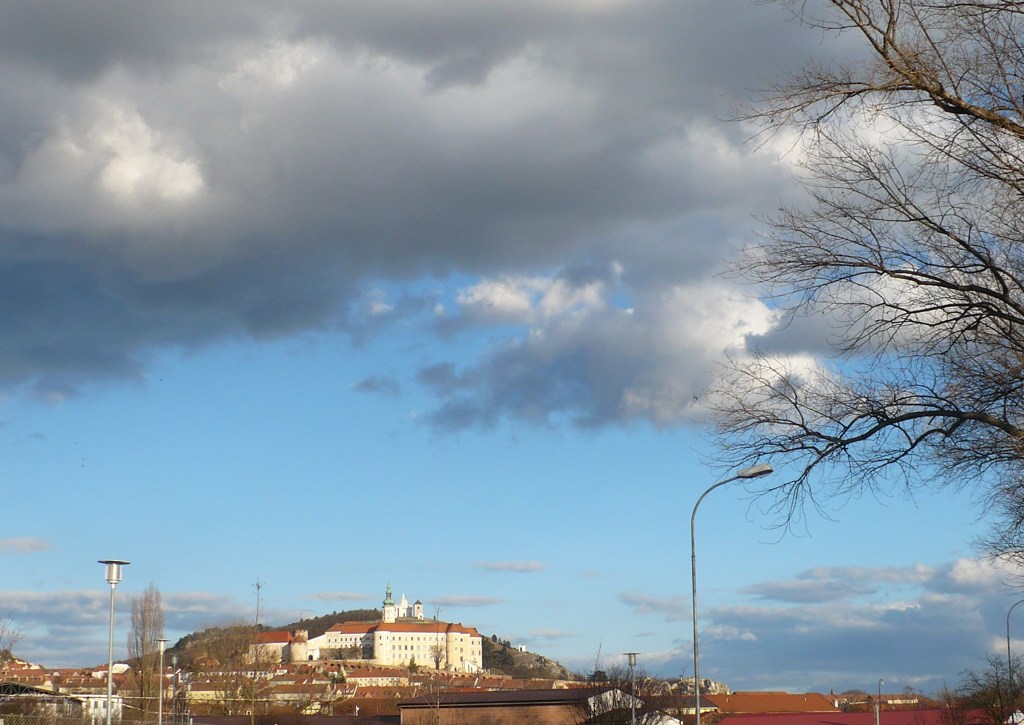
[[1009, 599, 1024, 690], [625, 652, 639, 725], [875, 678, 884, 725], [170, 654, 179, 725], [157, 638, 168, 725], [691, 464, 772, 725], [99, 560, 129, 725]]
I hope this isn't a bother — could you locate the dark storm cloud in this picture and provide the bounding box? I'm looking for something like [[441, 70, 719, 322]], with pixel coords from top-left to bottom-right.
[[0, 0, 831, 421]]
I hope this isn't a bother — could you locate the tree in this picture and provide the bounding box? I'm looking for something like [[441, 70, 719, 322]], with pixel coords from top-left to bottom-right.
[[0, 617, 22, 661], [127, 584, 165, 718], [570, 665, 671, 725], [957, 653, 1024, 725], [709, 0, 1024, 549]]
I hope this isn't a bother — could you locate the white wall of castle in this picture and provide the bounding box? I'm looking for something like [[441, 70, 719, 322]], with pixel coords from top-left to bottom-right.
[[280, 588, 482, 672]]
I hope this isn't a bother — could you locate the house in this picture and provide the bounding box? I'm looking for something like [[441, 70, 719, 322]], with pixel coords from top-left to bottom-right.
[[0, 680, 124, 719], [396, 686, 639, 725]]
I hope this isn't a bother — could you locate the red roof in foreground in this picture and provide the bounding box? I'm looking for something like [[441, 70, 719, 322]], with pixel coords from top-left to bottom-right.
[[705, 693, 839, 714], [716, 708, 990, 725]]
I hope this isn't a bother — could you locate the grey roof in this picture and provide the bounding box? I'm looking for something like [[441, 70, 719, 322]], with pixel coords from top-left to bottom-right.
[[398, 687, 617, 709]]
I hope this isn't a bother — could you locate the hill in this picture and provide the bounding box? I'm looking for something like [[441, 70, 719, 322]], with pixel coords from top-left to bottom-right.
[[481, 635, 574, 680], [170, 609, 575, 681]]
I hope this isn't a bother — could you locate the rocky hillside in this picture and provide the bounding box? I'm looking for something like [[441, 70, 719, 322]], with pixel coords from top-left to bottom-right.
[[481, 635, 575, 680]]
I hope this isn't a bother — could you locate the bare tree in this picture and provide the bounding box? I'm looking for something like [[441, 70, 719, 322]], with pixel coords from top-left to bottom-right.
[[957, 652, 1024, 725], [127, 584, 165, 718], [709, 0, 1024, 551], [0, 617, 22, 661]]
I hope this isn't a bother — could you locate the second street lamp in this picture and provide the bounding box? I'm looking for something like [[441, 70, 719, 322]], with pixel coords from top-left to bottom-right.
[[691, 464, 772, 725], [99, 559, 129, 725], [158, 638, 168, 725]]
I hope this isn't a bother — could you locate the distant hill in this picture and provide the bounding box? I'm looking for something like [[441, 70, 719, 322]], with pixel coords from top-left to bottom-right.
[[170, 608, 575, 681], [279, 609, 381, 639]]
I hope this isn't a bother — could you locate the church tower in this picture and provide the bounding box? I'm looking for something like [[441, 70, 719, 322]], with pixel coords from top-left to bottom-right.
[[382, 583, 397, 623]]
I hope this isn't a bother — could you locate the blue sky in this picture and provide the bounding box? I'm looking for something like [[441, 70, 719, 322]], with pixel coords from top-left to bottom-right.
[[0, 0, 1021, 697]]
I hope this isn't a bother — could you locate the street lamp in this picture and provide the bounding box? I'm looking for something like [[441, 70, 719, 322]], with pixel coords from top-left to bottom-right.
[[99, 560, 129, 725], [691, 464, 772, 725], [1008, 599, 1024, 691], [875, 678, 884, 725], [157, 638, 168, 725], [625, 652, 639, 725]]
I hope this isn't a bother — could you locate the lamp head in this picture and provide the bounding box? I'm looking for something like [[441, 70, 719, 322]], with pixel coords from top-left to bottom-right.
[[99, 560, 130, 585], [737, 463, 773, 479]]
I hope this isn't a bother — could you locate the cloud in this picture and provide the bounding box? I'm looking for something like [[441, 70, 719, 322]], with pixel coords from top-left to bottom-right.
[[619, 558, 1012, 692], [307, 591, 375, 602], [0, 538, 52, 554], [0, 0, 808, 425], [421, 278, 778, 430], [431, 596, 504, 607], [5, 588, 253, 667], [528, 628, 574, 640], [740, 564, 934, 604], [478, 561, 545, 573], [619, 592, 687, 621], [352, 375, 401, 397]]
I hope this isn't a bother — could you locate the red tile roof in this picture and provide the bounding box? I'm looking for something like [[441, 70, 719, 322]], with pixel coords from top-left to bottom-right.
[[715, 708, 989, 725], [704, 692, 839, 713]]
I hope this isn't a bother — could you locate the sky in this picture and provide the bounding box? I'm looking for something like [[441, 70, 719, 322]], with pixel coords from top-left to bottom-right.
[[0, 0, 1021, 697]]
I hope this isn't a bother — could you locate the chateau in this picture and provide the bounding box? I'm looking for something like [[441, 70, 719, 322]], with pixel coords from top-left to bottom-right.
[[257, 585, 484, 673]]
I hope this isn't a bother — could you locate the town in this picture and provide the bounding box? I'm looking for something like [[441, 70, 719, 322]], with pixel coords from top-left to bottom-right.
[[0, 586, 1009, 725]]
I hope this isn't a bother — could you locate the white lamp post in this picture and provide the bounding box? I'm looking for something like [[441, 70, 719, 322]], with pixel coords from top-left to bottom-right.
[[99, 560, 129, 725], [691, 464, 772, 725], [625, 652, 639, 725], [157, 638, 168, 725]]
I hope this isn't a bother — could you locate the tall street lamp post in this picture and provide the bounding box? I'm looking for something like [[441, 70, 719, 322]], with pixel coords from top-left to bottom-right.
[[691, 464, 772, 725], [157, 638, 168, 725], [875, 678, 884, 725], [625, 652, 639, 725], [99, 560, 129, 725], [1008, 599, 1024, 695]]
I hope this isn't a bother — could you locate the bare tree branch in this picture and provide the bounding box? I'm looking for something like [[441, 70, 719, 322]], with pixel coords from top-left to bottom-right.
[[712, 0, 1024, 549]]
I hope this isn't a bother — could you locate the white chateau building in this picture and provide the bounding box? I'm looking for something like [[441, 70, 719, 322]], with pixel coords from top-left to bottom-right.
[[259, 585, 484, 673]]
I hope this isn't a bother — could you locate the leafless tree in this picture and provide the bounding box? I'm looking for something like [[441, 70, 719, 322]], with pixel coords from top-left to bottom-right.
[[709, 0, 1024, 553], [957, 652, 1024, 725], [127, 584, 164, 717], [0, 617, 22, 660]]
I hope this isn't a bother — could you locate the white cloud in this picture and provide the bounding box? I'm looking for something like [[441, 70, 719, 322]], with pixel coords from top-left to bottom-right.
[[478, 561, 546, 573], [219, 40, 326, 95], [0, 538, 52, 554], [457, 275, 606, 325]]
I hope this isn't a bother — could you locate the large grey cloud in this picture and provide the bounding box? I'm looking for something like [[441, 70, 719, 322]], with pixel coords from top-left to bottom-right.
[[0, 0, 824, 423], [621, 558, 1020, 692]]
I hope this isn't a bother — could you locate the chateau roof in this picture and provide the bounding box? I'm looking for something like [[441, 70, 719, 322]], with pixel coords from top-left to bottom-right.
[[256, 630, 294, 644], [326, 621, 481, 636]]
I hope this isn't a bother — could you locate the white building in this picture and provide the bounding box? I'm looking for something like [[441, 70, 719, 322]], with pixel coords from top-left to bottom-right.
[[300, 585, 483, 673]]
